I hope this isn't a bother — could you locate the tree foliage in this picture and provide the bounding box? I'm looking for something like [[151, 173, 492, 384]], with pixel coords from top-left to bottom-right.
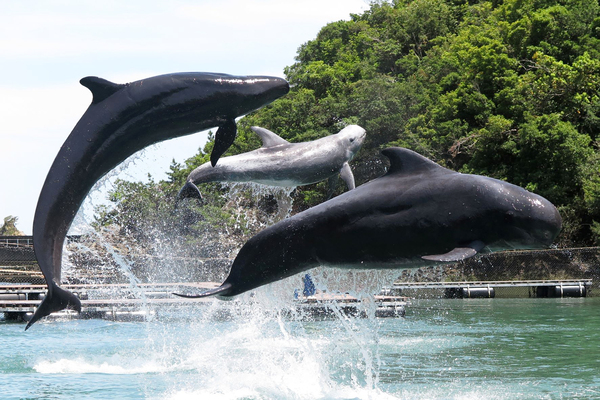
[[0, 216, 24, 236], [99, 0, 600, 247]]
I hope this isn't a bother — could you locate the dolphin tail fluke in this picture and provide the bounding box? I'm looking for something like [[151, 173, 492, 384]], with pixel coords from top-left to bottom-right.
[[25, 283, 81, 331], [173, 283, 232, 299], [210, 119, 237, 166], [177, 181, 203, 203]]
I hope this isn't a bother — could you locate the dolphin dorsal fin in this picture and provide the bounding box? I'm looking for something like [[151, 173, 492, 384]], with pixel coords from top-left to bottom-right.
[[80, 76, 125, 104], [381, 147, 449, 176], [251, 126, 289, 148]]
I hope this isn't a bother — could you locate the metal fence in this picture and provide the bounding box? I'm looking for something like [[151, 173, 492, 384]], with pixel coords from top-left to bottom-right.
[[0, 245, 42, 284], [0, 236, 33, 248]]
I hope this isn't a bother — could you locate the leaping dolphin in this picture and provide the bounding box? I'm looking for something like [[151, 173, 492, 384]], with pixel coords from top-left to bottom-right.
[[177, 125, 366, 202], [175, 147, 562, 299], [27, 72, 289, 330]]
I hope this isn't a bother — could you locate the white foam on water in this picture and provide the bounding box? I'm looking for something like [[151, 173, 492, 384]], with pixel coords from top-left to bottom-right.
[[161, 310, 334, 397], [156, 329, 400, 400], [33, 355, 169, 375]]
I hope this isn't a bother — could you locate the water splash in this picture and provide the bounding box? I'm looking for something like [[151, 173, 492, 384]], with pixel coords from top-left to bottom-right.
[[142, 287, 401, 400], [223, 182, 296, 227], [61, 147, 168, 314], [60, 160, 406, 399]]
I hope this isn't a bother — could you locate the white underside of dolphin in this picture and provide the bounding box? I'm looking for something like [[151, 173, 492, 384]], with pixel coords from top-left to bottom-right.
[[178, 125, 366, 201]]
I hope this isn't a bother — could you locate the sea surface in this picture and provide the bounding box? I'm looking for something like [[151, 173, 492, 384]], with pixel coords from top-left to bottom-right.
[[1, 297, 599, 400]]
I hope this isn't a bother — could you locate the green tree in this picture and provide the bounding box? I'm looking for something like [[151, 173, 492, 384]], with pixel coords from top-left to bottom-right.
[[0, 216, 24, 236], [94, 0, 600, 246]]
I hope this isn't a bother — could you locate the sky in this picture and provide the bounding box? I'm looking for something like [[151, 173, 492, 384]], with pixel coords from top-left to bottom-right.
[[0, 0, 370, 235]]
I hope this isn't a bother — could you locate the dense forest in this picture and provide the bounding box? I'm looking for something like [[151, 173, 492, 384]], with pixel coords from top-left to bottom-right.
[[96, 0, 600, 249]]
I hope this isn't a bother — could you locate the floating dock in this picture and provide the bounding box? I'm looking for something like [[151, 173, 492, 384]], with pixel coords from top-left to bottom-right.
[[0, 278, 594, 323], [386, 279, 593, 298], [0, 283, 408, 322]]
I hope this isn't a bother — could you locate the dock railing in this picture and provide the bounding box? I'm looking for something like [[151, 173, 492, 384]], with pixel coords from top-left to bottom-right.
[[0, 236, 33, 248]]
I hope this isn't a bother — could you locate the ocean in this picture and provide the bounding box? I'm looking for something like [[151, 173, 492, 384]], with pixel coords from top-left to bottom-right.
[[1, 296, 599, 400]]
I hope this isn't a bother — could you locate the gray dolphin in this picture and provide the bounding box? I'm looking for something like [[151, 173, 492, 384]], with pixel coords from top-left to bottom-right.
[[177, 125, 366, 201], [175, 147, 562, 299], [27, 72, 289, 330]]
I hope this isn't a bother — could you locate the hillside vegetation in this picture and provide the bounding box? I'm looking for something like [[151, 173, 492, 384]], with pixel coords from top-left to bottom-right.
[[97, 0, 600, 247]]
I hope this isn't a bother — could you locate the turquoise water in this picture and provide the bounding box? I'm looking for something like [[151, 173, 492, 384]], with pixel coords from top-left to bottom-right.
[[1, 297, 599, 400]]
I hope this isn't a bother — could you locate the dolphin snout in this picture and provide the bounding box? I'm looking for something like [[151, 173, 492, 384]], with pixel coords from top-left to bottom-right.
[[249, 76, 290, 100]]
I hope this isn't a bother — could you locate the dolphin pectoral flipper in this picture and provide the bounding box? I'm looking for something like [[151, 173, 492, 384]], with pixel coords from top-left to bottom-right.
[[173, 283, 232, 299], [421, 248, 477, 262], [211, 119, 238, 167], [421, 241, 485, 262], [25, 282, 82, 331], [339, 162, 355, 190], [326, 162, 355, 200]]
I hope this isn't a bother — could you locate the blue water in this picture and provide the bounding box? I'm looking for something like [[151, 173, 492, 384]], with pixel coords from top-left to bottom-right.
[[1, 297, 599, 400]]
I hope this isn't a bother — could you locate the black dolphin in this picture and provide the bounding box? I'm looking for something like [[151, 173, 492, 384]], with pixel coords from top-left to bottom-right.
[[175, 147, 562, 299], [27, 72, 289, 329]]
